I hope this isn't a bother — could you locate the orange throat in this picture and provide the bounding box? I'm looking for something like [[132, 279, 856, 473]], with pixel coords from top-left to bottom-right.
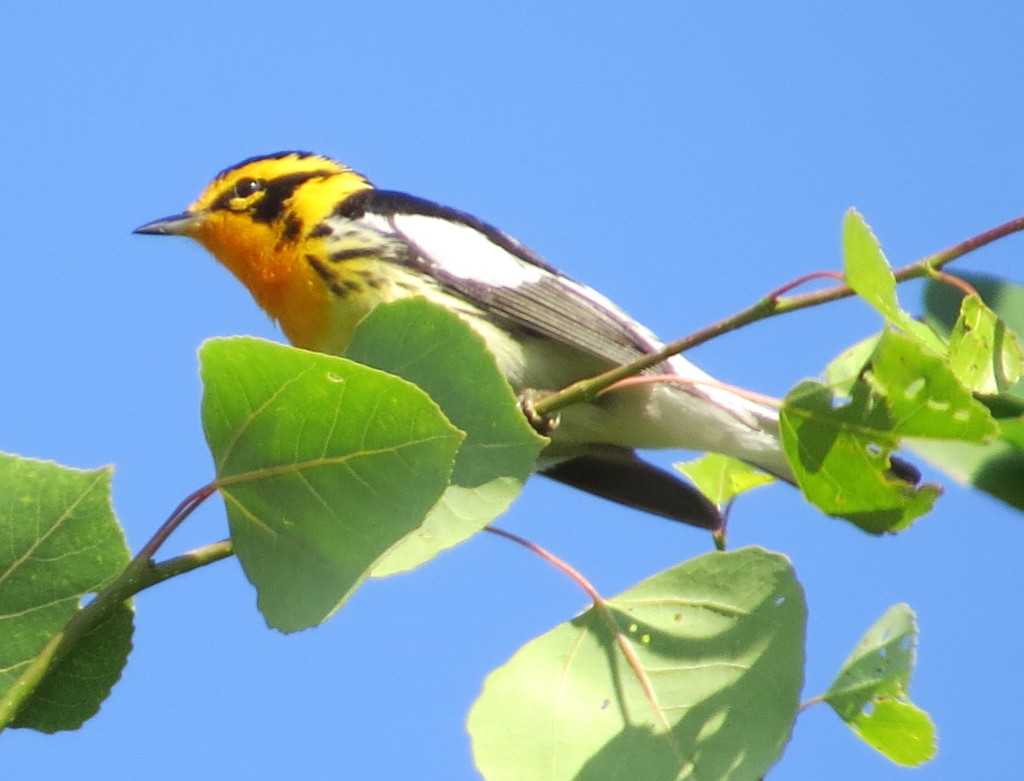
[[194, 214, 331, 352]]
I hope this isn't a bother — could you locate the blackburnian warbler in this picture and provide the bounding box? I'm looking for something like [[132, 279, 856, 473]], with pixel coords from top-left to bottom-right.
[[135, 152, 796, 529]]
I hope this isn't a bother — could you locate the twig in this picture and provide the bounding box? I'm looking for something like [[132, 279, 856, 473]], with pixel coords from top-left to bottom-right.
[[533, 215, 1024, 417]]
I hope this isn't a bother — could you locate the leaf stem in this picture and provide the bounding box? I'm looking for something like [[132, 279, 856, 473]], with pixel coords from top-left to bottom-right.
[[135, 482, 218, 562], [798, 695, 824, 713], [484, 526, 672, 734]]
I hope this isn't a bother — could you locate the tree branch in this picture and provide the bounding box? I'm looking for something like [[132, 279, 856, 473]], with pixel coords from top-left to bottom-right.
[[533, 215, 1024, 417]]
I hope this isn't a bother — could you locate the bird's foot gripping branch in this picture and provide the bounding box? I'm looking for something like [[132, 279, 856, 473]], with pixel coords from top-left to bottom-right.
[[3, 208, 1024, 778]]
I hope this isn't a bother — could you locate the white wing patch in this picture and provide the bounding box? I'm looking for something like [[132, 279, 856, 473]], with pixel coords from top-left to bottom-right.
[[355, 211, 394, 235], [391, 213, 545, 288]]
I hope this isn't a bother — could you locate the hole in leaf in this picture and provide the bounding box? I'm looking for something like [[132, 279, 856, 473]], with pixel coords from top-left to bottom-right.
[[904, 377, 925, 399]]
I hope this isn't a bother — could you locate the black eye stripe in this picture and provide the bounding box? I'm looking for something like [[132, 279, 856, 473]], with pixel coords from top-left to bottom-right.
[[207, 169, 334, 220], [250, 171, 334, 223]]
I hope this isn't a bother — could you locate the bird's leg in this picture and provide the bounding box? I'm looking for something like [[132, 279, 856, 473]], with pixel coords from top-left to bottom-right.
[[517, 389, 560, 436]]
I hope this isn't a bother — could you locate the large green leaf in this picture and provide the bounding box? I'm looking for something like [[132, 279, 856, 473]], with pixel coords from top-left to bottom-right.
[[823, 604, 936, 766], [343, 299, 546, 576], [784, 327, 1001, 531], [201, 337, 463, 633], [0, 454, 132, 732], [865, 329, 997, 442], [468, 547, 805, 781], [781, 378, 940, 533]]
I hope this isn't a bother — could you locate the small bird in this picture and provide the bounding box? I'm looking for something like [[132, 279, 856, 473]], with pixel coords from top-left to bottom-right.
[[135, 151, 794, 529]]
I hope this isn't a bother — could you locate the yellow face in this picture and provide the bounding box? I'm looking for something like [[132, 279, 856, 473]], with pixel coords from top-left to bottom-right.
[[137, 152, 375, 352]]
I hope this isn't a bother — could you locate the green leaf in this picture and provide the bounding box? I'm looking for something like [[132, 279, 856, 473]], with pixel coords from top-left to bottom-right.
[[10, 605, 134, 733], [343, 299, 546, 576], [781, 378, 940, 533], [468, 547, 805, 781], [843, 209, 903, 323], [924, 272, 1024, 400], [824, 334, 880, 395], [914, 273, 1024, 509], [676, 453, 775, 507], [783, 328, 1005, 531], [865, 329, 997, 441], [201, 337, 463, 633], [823, 604, 936, 767], [946, 295, 1024, 395], [924, 270, 1024, 340], [842, 210, 944, 351], [0, 454, 132, 732], [909, 416, 1024, 512]]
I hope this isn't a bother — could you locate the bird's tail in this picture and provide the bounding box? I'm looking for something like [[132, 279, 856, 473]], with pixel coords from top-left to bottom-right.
[[547, 353, 795, 482]]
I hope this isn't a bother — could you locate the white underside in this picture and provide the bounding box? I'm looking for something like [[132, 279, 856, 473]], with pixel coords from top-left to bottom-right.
[[465, 313, 793, 481]]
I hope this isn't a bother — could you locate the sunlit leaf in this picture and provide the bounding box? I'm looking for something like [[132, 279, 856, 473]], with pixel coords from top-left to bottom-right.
[[842, 210, 943, 351], [344, 299, 545, 577], [865, 329, 996, 441], [924, 272, 1024, 399], [0, 454, 132, 732], [469, 547, 805, 781], [947, 296, 1023, 395], [915, 273, 1024, 510], [823, 604, 936, 766], [824, 334, 880, 395], [676, 453, 775, 507], [781, 379, 940, 533], [201, 337, 463, 633]]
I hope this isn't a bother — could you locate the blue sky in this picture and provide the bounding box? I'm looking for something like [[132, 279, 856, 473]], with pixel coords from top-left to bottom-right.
[[3, 3, 1023, 779]]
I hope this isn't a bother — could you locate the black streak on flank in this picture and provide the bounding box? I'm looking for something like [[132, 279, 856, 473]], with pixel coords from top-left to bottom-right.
[[306, 253, 335, 284], [329, 248, 377, 263], [307, 223, 334, 238], [355, 269, 385, 289], [306, 254, 359, 298]]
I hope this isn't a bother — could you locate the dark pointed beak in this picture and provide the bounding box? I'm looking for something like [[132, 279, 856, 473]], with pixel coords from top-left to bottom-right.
[[133, 211, 199, 236]]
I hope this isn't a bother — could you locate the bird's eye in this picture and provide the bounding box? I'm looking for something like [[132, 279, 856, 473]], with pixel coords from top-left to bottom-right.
[[233, 178, 265, 198]]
